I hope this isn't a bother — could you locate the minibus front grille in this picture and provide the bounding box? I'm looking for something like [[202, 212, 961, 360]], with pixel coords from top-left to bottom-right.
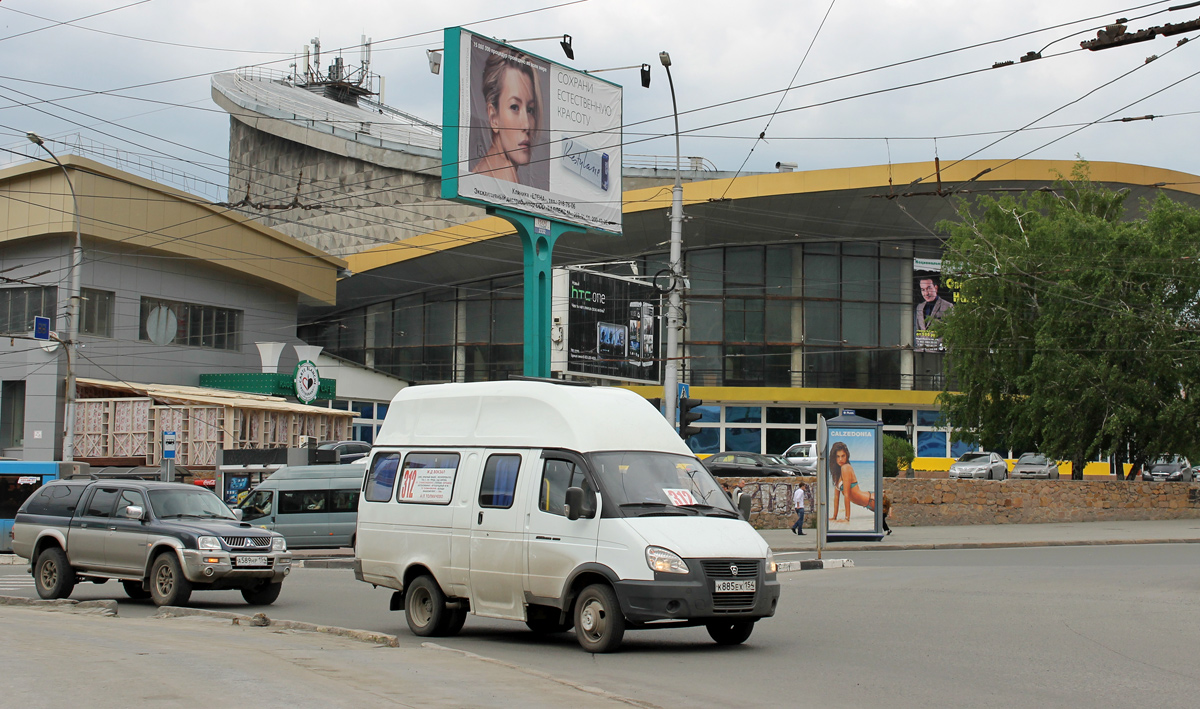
[[222, 536, 272, 549], [700, 560, 760, 578]]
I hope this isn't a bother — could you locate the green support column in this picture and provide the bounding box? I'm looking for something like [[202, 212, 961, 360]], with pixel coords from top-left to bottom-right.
[[492, 209, 575, 377]]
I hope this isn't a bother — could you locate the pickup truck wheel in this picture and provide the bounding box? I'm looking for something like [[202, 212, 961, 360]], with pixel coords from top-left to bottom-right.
[[34, 548, 76, 600], [573, 583, 625, 653], [122, 580, 151, 600], [150, 553, 193, 607], [241, 581, 283, 605], [706, 620, 755, 645], [443, 607, 467, 636], [405, 575, 449, 637]]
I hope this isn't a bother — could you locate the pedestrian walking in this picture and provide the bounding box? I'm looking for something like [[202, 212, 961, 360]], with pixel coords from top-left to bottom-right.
[[882, 493, 893, 535], [791, 484, 807, 535]]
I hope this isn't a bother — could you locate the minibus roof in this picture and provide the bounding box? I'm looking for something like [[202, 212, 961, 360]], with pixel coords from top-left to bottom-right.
[[377, 381, 694, 455], [263, 463, 367, 482]]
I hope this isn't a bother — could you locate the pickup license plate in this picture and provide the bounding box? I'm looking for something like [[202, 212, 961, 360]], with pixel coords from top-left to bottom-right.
[[714, 580, 756, 593], [235, 555, 270, 567]]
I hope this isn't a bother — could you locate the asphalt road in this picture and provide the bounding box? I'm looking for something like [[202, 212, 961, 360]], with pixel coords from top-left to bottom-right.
[[4, 545, 1199, 708]]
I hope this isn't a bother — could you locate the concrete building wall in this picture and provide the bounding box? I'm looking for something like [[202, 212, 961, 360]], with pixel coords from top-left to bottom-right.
[[226, 119, 485, 256], [0, 235, 312, 460]]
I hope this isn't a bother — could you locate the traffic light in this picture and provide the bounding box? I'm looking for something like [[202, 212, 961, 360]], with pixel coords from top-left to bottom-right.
[[645, 398, 663, 415], [678, 397, 703, 440]]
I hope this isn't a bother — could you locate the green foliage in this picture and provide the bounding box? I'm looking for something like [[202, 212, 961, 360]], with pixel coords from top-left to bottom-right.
[[936, 161, 1200, 478], [882, 434, 915, 477]]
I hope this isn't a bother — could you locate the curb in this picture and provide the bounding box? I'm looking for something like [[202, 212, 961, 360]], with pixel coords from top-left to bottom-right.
[[766, 537, 1200, 553], [0, 555, 22, 566], [777, 558, 853, 572], [0, 596, 118, 615], [293, 559, 355, 570], [153, 606, 399, 647]]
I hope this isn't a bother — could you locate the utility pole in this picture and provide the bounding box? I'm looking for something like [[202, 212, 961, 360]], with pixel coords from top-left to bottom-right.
[[28, 133, 81, 462], [660, 51, 684, 429]]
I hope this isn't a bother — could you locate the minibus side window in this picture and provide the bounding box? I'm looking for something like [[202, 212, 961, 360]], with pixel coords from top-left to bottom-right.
[[364, 453, 400, 502], [280, 490, 327, 514], [479, 454, 521, 509], [396, 452, 460, 505], [330, 490, 359, 513], [539, 459, 594, 518]]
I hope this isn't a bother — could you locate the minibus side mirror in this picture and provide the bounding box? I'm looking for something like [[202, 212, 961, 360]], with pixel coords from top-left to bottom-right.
[[565, 487, 584, 520]]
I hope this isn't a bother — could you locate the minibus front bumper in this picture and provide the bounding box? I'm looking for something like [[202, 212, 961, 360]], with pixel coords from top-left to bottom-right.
[[612, 558, 780, 625]]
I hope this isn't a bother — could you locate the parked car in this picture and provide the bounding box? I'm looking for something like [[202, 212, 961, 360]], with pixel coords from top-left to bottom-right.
[[704, 452, 808, 477], [780, 442, 818, 474], [317, 440, 372, 463], [1011, 453, 1060, 480], [1141, 456, 1193, 482], [11, 479, 291, 607], [948, 451, 1008, 480]]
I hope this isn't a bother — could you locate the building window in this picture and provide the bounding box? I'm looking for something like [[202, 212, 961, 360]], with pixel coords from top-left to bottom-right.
[[138, 297, 241, 350], [80, 288, 114, 337], [0, 286, 57, 334], [1, 380, 26, 449]]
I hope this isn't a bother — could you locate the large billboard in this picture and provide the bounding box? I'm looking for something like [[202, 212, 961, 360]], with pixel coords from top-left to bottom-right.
[[442, 28, 623, 234], [913, 257, 958, 352], [824, 423, 881, 536], [560, 268, 661, 384]]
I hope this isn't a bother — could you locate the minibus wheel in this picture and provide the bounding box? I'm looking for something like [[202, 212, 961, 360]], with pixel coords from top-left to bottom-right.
[[573, 583, 625, 653], [405, 575, 449, 637], [706, 620, 755, 645]]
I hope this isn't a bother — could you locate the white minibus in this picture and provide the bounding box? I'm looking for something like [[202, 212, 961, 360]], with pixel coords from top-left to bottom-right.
[[354, 381, 779, 652]]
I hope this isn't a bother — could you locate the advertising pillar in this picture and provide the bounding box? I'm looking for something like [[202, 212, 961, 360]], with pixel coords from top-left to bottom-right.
[[823, 413, 884, 542]]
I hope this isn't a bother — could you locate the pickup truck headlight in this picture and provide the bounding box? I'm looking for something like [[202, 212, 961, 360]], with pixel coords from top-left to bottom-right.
[[271, 537, 287, 552], [646, 546, 689, 574], [197, 536, 221, 551]]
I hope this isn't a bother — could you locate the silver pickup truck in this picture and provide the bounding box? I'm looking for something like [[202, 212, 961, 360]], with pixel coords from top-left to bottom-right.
[[11, 479, 292, 606]]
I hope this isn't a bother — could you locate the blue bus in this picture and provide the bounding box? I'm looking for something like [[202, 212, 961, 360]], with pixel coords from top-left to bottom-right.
[[1, 461, 64, 553]]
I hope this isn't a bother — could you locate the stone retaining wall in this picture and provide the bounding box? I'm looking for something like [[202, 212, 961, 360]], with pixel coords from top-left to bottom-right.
[[732, 477, 1200, 528]]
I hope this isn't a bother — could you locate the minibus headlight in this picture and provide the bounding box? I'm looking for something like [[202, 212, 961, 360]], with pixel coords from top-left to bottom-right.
[[765, 549, 778, 574], [271, 537, 287, 552], [646, 546, 689, 574], [197, 536, 221, 551]]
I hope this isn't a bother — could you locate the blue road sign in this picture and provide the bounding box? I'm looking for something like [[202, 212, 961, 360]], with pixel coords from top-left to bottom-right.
[[33, 316, 50, 341], [162, 431, 177, 460]]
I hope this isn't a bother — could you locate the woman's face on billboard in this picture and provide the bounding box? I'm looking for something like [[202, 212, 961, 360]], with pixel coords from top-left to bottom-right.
[[835, 448, 849, 466], [488, 67, 536, 167]]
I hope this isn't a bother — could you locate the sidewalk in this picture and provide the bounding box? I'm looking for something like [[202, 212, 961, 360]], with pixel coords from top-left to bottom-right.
[[761, 518, 1200, 552], [0, 603, 639, 708]]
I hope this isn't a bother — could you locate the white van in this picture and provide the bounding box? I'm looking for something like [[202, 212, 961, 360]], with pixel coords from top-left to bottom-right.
[[238, 464, 365, 548], [354, 381, 780, 653]]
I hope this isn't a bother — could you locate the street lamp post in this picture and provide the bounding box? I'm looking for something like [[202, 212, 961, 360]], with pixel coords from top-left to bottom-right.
[[28, 133, 81, 462], [659, 52, 684, 429]]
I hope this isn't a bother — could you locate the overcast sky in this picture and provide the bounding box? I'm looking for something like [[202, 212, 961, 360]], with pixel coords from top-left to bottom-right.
[[2, 0, 1198, 201]]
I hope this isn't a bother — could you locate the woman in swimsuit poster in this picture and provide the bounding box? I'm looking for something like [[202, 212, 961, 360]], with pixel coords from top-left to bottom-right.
[[828, 439, 876, 526]]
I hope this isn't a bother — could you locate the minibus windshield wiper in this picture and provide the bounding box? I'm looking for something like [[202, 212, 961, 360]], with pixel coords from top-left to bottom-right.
[[619, 502, 692, 516], [677, 503, 740, 518]]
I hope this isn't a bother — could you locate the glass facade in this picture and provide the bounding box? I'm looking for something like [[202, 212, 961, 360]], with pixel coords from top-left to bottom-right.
[[306, 242, 945, 391], [686, 404, 956, 457], [685, 242, 917, 389]]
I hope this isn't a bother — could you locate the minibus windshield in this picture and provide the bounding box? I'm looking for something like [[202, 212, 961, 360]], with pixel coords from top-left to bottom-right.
[[588, 452, 739, 518]]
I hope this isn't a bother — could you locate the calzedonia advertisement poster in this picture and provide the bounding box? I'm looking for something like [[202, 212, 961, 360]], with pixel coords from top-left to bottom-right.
[[566, 269, 661, 384], [445, 28, 623, 234], [824, 425, 880, 536]]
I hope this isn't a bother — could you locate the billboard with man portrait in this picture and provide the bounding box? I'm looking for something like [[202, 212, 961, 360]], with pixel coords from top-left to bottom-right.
[[442, 27, 623, 234], [913, 257, 958, 352]]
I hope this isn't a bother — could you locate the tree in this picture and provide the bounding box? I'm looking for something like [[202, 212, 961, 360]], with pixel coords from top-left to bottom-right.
[[936, 162, 1200, 479], [882, 434, 915, 477]]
